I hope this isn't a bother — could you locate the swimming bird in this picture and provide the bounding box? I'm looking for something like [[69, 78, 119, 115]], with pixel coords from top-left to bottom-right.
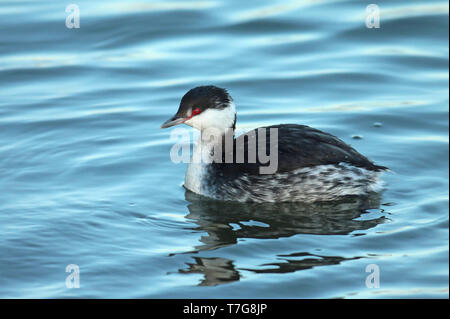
[[161, 85, 387, 202]]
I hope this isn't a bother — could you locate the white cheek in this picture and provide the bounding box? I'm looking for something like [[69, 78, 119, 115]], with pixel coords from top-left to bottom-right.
[[189, 112, 215, 129], [184, 104, 235, 131]]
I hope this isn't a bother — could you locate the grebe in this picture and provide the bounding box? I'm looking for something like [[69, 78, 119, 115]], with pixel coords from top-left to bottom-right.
[[161, 85, 387, 202]]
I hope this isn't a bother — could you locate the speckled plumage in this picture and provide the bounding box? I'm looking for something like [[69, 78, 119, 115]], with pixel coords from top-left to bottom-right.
[[199, 163, 384, 203]]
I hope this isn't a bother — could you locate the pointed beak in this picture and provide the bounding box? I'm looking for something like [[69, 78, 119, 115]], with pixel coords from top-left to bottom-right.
[[160, 115, 186, 129]]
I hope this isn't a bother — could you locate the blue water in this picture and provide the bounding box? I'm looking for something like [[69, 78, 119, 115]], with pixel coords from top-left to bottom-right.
[[0, 0, 448, 298]]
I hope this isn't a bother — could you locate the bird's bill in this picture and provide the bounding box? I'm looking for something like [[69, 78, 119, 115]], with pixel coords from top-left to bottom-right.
[[160, 115, 186, 128]]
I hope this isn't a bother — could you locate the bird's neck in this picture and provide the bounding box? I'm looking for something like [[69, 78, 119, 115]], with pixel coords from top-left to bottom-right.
[[185, 128, 234, 195], [192, 127, 235, 164]]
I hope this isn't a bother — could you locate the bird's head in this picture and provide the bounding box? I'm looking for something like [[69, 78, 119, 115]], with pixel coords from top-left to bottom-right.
[[161, 85, 236, 133]]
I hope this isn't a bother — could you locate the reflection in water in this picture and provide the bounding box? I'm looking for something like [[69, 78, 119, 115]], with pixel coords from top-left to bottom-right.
[[179, 257, 241, 286], [241, 253, 360, 274], [177, 191, 387, 286]]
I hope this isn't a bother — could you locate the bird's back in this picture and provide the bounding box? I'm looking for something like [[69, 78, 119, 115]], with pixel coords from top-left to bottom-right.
[[215, 124, 387, 178]]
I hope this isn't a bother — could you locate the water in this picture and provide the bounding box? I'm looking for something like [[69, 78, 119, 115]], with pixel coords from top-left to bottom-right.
[[0, 0, 448, 298]]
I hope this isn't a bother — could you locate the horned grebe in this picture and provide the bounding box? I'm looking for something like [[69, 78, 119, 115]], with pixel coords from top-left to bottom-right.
[[161, 85, 387, 202]]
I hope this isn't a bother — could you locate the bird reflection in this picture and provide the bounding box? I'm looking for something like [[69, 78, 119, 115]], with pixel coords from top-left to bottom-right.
[[177, 190, 387, 286], [179, 257, 240, 286]]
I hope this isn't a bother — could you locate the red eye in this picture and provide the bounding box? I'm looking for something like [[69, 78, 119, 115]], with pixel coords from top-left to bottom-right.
[[192, 108, 201, 115]]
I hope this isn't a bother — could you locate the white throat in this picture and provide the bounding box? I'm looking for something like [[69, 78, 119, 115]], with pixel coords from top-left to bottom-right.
[[184, 137, 214, 195], [184, 102, 236, 195]]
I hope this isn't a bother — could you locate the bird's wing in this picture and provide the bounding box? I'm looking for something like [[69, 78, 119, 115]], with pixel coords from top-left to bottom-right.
[[217, 124, 387, 176]]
